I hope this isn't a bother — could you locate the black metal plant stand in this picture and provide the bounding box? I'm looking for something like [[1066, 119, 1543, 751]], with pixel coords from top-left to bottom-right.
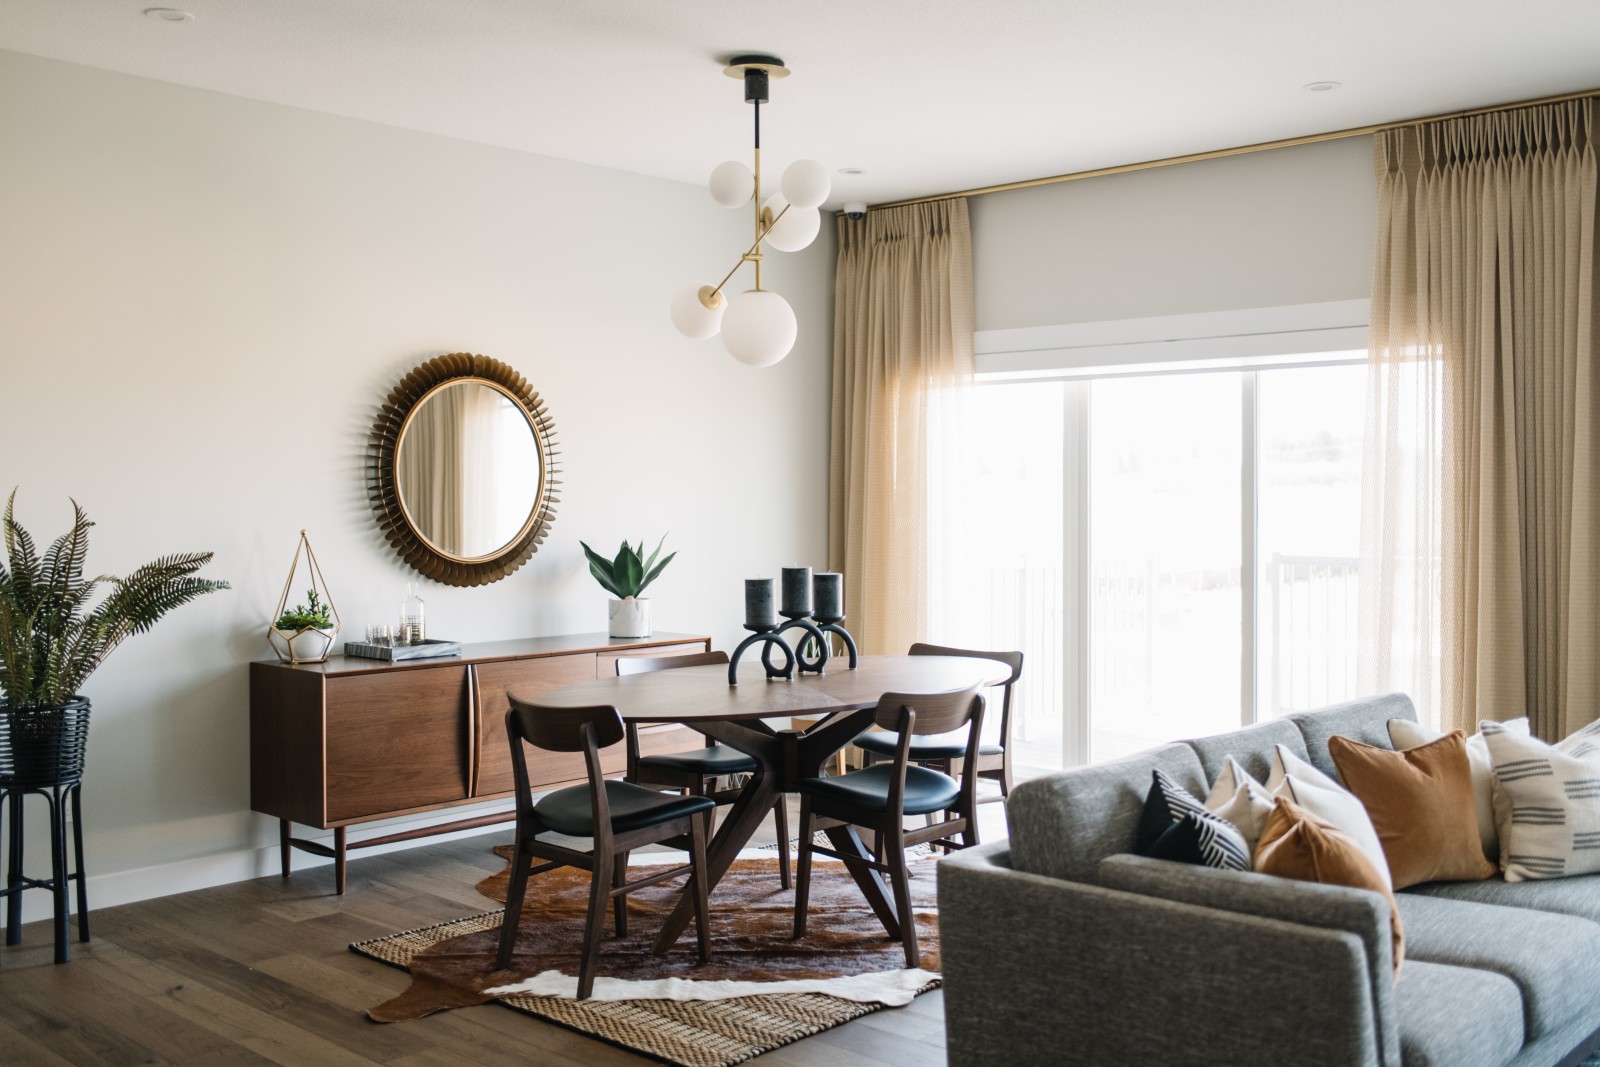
[[1, 699, 91, 965]]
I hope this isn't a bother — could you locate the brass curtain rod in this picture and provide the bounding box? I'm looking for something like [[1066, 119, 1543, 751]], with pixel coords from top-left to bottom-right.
[[870, 85, 1600, 210]]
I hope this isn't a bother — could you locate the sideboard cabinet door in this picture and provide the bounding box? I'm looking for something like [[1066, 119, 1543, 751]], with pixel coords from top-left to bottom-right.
[[325, 666, 470, 821], [474, 655, 599, 796]]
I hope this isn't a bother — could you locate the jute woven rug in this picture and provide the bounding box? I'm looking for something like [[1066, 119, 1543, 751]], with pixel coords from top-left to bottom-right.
[[351, 848, 941, 1067]]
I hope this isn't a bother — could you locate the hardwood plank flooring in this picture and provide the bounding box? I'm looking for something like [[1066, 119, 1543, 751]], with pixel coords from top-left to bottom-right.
[[0, 806, 1007, 1067]]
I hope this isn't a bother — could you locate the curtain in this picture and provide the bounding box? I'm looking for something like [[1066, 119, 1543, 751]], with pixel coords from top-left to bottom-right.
[[1365, 98, 1599, 738], [829, 199, 975, 655]]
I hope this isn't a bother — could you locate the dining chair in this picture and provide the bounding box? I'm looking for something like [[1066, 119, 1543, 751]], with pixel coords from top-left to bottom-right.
[[792, 684, 985, 968], [495, 697, 713, 998], [854, 643, 1024, 806], [616, 651, 792, 888]]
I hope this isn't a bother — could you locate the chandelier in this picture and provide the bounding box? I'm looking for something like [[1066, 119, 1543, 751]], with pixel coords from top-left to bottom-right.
[[669, 54, 829, 367]]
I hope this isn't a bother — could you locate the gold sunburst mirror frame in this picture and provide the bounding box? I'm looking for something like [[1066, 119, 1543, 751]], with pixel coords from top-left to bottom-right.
[[368, 353, 560, 587]]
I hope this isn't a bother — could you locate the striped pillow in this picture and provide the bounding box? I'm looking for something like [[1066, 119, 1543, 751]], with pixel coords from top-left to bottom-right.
[[1483, 719, 1600, 881], [1135, 768, 1251, 872]]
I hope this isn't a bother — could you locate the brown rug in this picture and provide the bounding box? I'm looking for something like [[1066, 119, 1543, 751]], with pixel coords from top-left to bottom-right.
[[351, 851, 941, 1067]]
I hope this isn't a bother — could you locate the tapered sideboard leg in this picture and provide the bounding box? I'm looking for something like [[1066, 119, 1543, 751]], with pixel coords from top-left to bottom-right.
[[334, 826, 347, 895], [278, 819, 291, 879]]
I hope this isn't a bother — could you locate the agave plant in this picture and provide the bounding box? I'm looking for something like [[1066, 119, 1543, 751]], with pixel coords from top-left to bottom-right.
[[0, 490, 230, 710], [579, 535, 675, 600]]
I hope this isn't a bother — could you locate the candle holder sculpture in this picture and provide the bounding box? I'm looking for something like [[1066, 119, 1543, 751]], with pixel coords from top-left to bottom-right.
[[776, 611, 830, 674], [813, 612, 859, 669], [727, 624, 796, 684]]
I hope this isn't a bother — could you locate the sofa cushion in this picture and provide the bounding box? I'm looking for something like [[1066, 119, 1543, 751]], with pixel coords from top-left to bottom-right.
[[1288, 692, 1418, 778], [1184, 717, 1309, 787], [1329, 732, 1495, 889], [1396, 893, 1600, 1041], [1406, 871, 1600, 924], [1393, 961, 1523, 1067], [1135, 769, 1251, 871], [1007, 743, 1206, 883], [1255, 797, 1404, 972]]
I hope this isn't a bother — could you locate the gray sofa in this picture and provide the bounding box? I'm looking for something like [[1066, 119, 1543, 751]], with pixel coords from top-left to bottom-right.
[[939, 694, 1600, 1067]]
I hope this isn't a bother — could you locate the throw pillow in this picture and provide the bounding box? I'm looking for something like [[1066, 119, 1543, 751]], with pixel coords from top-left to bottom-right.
[[1329, 732, 1496, 888], [1203, 755, 1276, 856], [1254, 796, 1405, 974], [1482, 718, 1600, 881], [1388, 716, 1530, 860], [1136, 768, 1251, 872], [1259, 747, 1392, 890]]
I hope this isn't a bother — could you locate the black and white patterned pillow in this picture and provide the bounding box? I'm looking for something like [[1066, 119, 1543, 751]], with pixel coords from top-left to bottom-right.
[[1135, 768, 1251, 871], [1484, 718, 1600, 881]]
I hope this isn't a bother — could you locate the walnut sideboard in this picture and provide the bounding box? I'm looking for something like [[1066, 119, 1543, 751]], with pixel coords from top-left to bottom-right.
[[249, 632, 710, 892]]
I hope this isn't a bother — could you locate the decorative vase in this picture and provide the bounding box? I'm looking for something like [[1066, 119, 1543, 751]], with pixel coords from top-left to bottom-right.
[[269, 626, 337, 665], [0, 697, 91, 786], [609, 597, 652, 639]]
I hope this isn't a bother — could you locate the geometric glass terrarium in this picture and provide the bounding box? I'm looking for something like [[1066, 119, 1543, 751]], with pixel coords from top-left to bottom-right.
[[267, 529, 342, 664]]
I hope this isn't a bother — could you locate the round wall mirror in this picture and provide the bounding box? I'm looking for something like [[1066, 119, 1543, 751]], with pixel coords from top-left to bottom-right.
[[369, 353, 559, 586]]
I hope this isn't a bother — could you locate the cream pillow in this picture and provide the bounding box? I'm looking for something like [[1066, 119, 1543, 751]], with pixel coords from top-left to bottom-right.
[[1483, 718, 1600, 881], [1203, 755, 1275, 855], [1273, 771, 1393, 890], [1389, 716, 1529, 860], [1265, 743, 1344, 794]]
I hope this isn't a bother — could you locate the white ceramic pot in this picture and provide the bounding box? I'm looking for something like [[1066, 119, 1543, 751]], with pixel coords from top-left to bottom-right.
[[271, 626, 336, 664], [608, 598, 652, 639]]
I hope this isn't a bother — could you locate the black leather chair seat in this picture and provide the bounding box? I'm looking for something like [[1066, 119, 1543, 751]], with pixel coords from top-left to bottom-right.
[[637, 745, 757, 776], [796, 764, 959, 816], [534, 781, 716, 836], [854, 730, 1002, 761]]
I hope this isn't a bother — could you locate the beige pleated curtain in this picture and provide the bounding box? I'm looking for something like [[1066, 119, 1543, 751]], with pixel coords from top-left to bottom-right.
[[829, 199, 974, 655], [1366, 98, 1599, 739]]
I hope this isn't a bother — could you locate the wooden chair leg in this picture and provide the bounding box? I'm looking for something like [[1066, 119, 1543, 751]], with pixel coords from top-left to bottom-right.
[[883, 824, 919, 968], [774, 794, 792, 890], [578, 849, 613, 999], [688, 817, 712, 964], [612, 849, 630, 937], [495, 839, 532, 970], [793, 800, 814, 938]]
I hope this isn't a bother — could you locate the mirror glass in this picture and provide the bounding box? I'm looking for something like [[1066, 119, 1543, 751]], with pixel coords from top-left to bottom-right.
[[395, 379, 544, 561]]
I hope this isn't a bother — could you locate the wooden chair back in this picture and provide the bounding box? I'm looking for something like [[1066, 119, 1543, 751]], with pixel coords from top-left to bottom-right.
[[908, 642, 1023, 749], [506, 697, 624, 752], [615, 650, 730, 676], [873, 685, 985, 737]]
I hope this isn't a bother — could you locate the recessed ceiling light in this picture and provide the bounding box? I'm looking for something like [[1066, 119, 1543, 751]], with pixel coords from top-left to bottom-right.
[[1303, 81, 1342, 93], [144, 8, 194, 23], [838, 167, 866, 176]]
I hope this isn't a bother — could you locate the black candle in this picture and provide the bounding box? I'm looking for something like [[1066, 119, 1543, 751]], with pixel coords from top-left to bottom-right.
[[781, 565, 813, 616], [744, 578, 777, 629], [813, 572, 843, 621]]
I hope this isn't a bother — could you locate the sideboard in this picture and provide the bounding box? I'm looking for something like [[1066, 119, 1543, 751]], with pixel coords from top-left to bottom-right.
[[249, 631, 711, 892]]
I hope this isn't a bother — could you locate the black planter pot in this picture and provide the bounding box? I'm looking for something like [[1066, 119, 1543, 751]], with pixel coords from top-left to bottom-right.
[[0, 696, 91, 786]]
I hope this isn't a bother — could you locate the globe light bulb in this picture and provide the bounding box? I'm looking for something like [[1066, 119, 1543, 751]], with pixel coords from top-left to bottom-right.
[[721, 290, 797, 367], [780, 159, 830, 210], [708, 161, 755, 207], [761, 193, 821, 253], [669, 283, 725, 340]]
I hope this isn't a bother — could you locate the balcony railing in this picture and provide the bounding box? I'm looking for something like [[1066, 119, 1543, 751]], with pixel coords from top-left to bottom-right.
[[1267, 553, 1359, 716]]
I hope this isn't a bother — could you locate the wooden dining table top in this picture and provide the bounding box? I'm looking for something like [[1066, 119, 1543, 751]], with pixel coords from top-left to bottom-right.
[[524, 653, 1009, 723]]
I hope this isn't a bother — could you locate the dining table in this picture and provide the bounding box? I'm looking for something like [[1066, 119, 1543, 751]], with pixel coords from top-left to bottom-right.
[[527, 652, 1009, 953]]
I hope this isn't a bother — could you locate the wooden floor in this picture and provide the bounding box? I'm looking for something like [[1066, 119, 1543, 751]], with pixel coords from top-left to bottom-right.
[[0, 819, 978, 1067]]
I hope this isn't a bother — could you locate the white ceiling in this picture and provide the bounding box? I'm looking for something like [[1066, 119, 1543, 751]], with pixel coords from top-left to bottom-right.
[[2, 0, 1598, 207]]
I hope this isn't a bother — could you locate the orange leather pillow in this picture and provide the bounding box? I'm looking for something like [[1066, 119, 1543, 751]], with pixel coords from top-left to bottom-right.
[[1329, 731, 1495, 889], [1254, 796, 1404, 974]]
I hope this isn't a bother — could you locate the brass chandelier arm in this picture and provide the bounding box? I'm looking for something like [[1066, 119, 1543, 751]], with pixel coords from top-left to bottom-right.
[[701, 202, 793, 307]]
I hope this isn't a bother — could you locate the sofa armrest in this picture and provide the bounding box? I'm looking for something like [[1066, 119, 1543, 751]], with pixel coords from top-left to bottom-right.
[[937, 843, 1382, 1067], [1097, 853, 1400, 1067]]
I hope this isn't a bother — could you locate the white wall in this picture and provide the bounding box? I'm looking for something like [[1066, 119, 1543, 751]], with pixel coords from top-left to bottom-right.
[[0, 49, 834, 918], [971, 135, 1376, 329]]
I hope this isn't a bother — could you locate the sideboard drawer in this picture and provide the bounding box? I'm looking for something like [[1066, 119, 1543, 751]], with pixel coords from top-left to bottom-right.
[[475, 655, 600, 796], [325, 666, 469, 822]]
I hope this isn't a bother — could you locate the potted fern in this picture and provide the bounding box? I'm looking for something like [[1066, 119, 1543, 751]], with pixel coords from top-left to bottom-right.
[[0, 491, 229, 784], [580, 536, 675, 638]]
